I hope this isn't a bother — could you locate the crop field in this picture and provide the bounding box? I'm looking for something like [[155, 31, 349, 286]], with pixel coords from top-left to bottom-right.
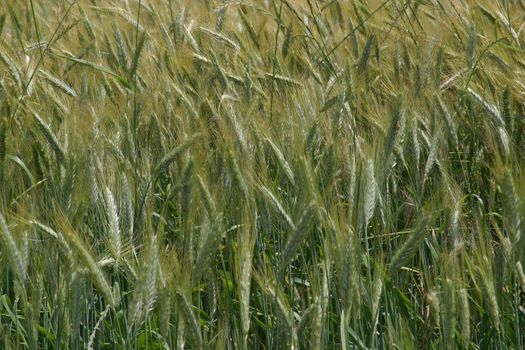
[[1, 0, 525, 348]]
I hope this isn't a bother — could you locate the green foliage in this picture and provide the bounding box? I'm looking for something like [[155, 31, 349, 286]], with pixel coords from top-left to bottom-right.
[[1, 0, 525, 349]]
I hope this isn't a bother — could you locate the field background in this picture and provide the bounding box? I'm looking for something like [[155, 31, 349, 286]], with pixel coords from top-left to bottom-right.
[[1, 0, 525, 348]]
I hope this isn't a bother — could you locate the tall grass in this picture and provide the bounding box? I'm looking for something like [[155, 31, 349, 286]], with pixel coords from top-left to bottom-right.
[[1, 0, 525, 348]]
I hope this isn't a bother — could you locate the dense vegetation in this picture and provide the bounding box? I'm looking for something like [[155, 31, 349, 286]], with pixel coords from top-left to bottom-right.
[[1, 0, 525, 348]]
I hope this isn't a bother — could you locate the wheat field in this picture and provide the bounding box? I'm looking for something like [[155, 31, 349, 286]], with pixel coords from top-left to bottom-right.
[[0, 0, 525, 348]]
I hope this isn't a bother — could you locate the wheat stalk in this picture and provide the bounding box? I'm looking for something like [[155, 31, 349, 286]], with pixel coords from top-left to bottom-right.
[[0, 214, 26, 283]]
